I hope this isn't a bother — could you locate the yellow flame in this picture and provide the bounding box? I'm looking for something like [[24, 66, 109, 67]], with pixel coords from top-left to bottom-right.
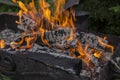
[[39, 27, 50, 47], [18, 1, 28, 12], [39, 0, 51, 21], [11, 0, 114, 67], [12, 0, 76, 47], [54, 0, 65, 15], [76, 42, 93, 66], [93, 52, 101, 58], [91, 49, 102, 58]]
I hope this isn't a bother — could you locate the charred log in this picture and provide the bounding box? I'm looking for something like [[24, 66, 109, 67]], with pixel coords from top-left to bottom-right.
[[0, 11, 120, 80], [0, 49, 82, 80]]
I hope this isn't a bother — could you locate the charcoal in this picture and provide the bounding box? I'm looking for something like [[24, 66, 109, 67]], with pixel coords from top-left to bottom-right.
[[17, 15, 37, 31], [79, 32, 108, 51], [51, 39, 78, 49], [44, 28, 78, 49], [90, 55, 99, 66], [44, 28, 71, 42], [0, 29, 22, 44], [17, 25, 26, 31]]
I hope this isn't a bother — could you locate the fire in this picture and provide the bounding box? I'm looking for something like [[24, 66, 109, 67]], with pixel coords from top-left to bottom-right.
[[12, 0, 75, 46], [98, 37, 114, 53], [76, 42, 92, 66], [0, 39, 5, 49], [39, 27, 50, 47], [92, 49, 102, 58], [11, 0, 115, 67]]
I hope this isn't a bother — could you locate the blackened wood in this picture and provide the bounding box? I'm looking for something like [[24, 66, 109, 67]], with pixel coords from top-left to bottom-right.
[[0, 49, 82, 80]]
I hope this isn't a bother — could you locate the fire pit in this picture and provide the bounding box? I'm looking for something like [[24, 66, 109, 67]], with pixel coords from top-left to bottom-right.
[[0, 0, 120, 80]]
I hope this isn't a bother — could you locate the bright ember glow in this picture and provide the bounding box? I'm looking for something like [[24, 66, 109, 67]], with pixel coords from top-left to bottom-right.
[[0, 39, 5, 49], [6, 0, 114, 67]]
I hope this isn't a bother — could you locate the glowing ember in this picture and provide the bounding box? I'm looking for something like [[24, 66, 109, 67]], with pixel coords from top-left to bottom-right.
[[0, 39, 5, 48]]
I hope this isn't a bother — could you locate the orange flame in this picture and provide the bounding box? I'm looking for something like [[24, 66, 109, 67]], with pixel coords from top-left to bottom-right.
[[76, 42, 93, 66], [98, 37, 114, 53], [0, 39, 5, 49], [11, 0, 114, 67], [91, 49, 102, 58], [12, 0, 76, 47]]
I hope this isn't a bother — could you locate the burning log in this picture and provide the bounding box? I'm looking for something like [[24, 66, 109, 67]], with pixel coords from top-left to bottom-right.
[[0, 0, 119, 80], [0, 24, 115, 80], [44, 28, 78, 49]]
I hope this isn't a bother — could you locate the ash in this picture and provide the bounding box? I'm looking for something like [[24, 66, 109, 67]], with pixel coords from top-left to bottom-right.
[[0, 29, 22, 44], [0, 29, 71, 57]]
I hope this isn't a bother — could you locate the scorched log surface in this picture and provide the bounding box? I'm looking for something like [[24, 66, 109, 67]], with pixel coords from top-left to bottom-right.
[[0, 49, 83, 80]]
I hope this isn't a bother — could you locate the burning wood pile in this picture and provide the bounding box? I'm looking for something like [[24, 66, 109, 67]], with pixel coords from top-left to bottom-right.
[[0, 0, 119, 80]]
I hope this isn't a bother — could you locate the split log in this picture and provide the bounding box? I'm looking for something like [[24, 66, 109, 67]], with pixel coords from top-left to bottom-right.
[[0, 48, 83, 80]]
